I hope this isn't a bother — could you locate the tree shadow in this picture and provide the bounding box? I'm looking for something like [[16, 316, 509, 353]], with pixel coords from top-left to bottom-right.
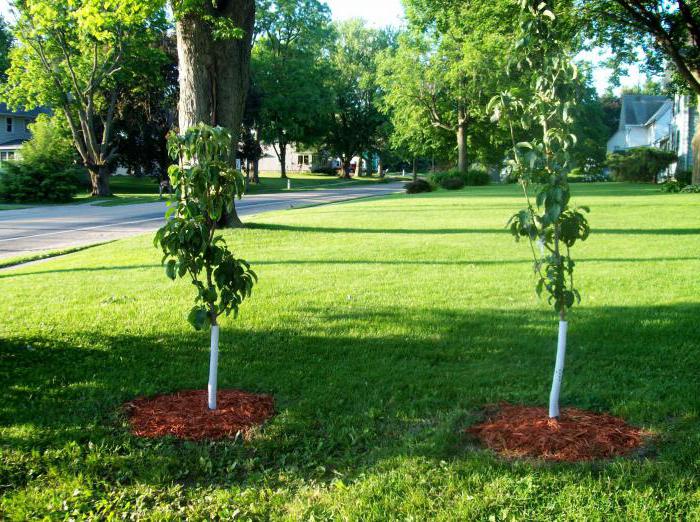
[[1, 303, 699, 492]]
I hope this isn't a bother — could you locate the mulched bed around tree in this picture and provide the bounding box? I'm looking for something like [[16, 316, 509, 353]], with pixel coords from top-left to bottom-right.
[[125, 390, 275, 441], [467, 404, 649, 462]]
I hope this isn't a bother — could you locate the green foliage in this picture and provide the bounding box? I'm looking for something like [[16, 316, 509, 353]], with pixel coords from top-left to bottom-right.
[[324, 20, 394, 168], [429, 169, 490, 189], [171, 0, 245, 40], [606, 147, 678, 183], [154, 125, 257, 330], [681, 184, 700, 194], [0, 15, 12, 82], [491, 1, 590, 318], [675, 170, 693, 186], [405, 179, 433, 194], [253, 0, 335, 171], [3, 0, 169, 195], [660, 179, 683, 193], [0, 115, 82, 203]]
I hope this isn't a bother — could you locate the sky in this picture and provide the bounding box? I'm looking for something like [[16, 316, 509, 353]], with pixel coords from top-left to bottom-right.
[[0, 0, 646, 94]]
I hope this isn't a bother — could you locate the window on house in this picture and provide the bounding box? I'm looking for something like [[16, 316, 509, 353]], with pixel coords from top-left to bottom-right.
[[297, 154, 310, 165], [6, 118, 13, 133]]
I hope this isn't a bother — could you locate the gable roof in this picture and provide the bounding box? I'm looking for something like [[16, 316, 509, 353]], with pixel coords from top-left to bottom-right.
[[0, 103, 50, 118], [620, 95, 669, 128]]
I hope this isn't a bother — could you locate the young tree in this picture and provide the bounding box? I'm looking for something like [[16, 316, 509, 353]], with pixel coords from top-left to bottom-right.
[[253, 0, 334, 179], [324, 20, 393, 178], [3, 0, 167, 196], [172, 0, 256, 226], [490, 0, 591, 419], [155, 125, 257, 411], [583, 0, 700, 183]]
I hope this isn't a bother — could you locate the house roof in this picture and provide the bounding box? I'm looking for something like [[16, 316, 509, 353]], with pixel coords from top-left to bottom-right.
[[0, 102, 50, 118], [620, 95, 670, 128], [0, 138, 25, 148]]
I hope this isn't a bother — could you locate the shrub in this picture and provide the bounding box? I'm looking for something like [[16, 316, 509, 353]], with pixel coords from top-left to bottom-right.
[[0, 115, 82, 203], [465, 168, 490, 186], [441, 176, 466, 190], [311, 166, 338, 176], [606, 147, 677, 183], [660, 179, 683, 193], [681, 184, 700, 194], [675, 170, 692, 186], [428, 168, 490, 189], [405, 179, 433, 194]]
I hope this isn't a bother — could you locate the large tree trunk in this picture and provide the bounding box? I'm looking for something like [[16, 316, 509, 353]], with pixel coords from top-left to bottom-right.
[[378, 157, 384, 178], [342, 156, 352, 179], [693, 98, 700, 185], [88, 165, 111, 197], [176, 0, 255, 228], [412, 157, 418, 182], [355, 156, 362, 177], [279, 141, 287, 179], [457, 121, 468, 174]]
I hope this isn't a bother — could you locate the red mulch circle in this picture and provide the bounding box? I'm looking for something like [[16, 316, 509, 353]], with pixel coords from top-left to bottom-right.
[[467, 404, 648, 462], [125, 390, 275, 441]]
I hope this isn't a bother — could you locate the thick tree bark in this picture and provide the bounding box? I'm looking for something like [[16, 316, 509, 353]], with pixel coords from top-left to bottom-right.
[[412, 157, 418, 182], [88, 165, 112, 197], [175, 0, 255, 227], [355, 156, 362, 177], [278, 141, 288, 179], [342, 156, 352, 179], [693, 96, 700, 185], [457, 121, 468, 174]]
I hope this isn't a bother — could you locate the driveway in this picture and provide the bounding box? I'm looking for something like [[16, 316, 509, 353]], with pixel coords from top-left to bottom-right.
[[0, 182, 405, 260]]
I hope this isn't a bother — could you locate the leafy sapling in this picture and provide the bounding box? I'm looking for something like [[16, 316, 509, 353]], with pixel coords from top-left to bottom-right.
[[489, 1, 591, 419], [155, 124, 257, 411]]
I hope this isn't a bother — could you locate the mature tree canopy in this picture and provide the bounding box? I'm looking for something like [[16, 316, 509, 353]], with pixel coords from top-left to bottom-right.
[[0, 16, 13, 82], [253, 0, 334, 178], [324, 19, 394, 177], [3, 0, 168, 196]]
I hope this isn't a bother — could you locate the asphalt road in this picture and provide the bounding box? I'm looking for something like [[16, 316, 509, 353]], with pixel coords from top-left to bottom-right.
[[0, 181, 404, 260]]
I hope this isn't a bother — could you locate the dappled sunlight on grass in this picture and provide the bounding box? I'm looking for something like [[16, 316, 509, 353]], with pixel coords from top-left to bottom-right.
[[1, 184, 699, 518]]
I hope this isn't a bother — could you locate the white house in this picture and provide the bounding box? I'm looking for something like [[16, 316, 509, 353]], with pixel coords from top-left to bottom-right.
[[607, 94, 697, 173], [0, 103, 50, 163], [258, 143, 322, 174]]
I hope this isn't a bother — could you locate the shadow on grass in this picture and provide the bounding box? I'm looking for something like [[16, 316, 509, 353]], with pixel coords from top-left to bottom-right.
[[1, 303, 699, 491], [247, 223, 700, 236]]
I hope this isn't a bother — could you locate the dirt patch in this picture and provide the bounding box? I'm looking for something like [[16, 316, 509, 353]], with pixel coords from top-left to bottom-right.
[[467, 404, 648, 462], [126, 390, 275, 441]]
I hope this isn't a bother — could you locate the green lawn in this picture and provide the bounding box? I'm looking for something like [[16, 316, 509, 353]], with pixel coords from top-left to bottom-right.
[[1, 183, 699, 519]]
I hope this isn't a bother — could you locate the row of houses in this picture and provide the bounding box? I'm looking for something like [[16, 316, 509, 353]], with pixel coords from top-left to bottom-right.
[[607, 94, 697, 172]]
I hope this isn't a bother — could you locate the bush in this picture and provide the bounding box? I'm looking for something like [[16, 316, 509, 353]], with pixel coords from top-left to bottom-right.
[[465, 168, 490, 186], [675, 170, 692, 186], [0, 115, 82, 203], [681, 184, 700, 194], [660, 179, 683, 193], [441, 176, 466, 190], [311, 166, 338, 176], [606, 147, 677, 183], [428, 168, 490, 189], [405, 179, 433, 194]]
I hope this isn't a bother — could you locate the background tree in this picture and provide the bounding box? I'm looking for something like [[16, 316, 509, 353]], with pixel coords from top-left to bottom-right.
[[324, 20, 393, 178], [113, 32, 178, 179], [0, 15, 13, 82], [583, 0, 700, 183], [253, 0, 334, 179], [172, 0, 256, 227], [384, 1, 521, 174], [3, 0, 167, 196]]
